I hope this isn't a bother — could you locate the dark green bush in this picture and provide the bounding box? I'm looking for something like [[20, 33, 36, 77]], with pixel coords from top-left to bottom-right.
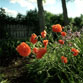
[[0, 40, 21, 66]]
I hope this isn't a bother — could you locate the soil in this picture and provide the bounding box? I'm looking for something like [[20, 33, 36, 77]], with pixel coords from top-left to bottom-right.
[[0, 57, 32, 83]]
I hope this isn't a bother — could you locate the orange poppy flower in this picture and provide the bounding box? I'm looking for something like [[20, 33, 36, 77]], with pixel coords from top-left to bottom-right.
[[52, 24, 62, 32], [71, 48, 76, 52], [61, 56, 68, 63], [75, 49, 79, 53], [41, 30, 47, 38], [71, 48, 79, 53], [63, 57, 68, 63], [58, 40, 64, 44], [61, 32, 67, 36], [71, 48, 79, 56], [33, 47, 38, 54], [43, 40, 48, 47], [73, 52, 79, 56], [30, 33, 38, 44], [61, 56, 65, 60], [36, 48, 47, 59], [16, 42, 31, 57]]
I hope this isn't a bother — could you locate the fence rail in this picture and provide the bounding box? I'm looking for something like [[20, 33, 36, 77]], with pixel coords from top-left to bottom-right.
[[2, 24, 34, 39]]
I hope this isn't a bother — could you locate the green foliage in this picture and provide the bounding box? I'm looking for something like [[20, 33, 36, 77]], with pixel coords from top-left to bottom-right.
[[0, 74, 10, 83], [0, 25, 83, 82], [0, 40, 21, 66], [25, 9, 40, 34], [23, 26, 83, 83], [50, 14, 64, 26], [73, 15, 83, 30], [25, 37, 83, 82], [45, 11, 54, 27]]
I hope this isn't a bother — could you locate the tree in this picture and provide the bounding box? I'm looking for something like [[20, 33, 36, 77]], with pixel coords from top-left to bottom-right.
[[61, 0, 78, 25], [37, 0, 45, 32], [25, 9, 40, 34], [0, 8, 6, 23], [16, 13, 24, 24], [0, 8, 6, 39], [61, 0, 69, 25], [45, 11, 54, 27]]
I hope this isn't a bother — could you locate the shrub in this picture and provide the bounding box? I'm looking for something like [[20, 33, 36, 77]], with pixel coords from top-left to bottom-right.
[[15, 24, 83, 83]]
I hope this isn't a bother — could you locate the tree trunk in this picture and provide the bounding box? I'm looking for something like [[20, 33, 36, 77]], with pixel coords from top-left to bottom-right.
[[61, 0, 69, 25], [37, 0, 45, 33]]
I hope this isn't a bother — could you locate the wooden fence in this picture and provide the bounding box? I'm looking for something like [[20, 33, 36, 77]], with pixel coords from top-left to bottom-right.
[[3, 24, 34, 39]]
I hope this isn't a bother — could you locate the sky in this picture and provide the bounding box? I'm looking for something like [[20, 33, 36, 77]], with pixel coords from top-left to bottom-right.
[[0, 0, 83, 18]]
